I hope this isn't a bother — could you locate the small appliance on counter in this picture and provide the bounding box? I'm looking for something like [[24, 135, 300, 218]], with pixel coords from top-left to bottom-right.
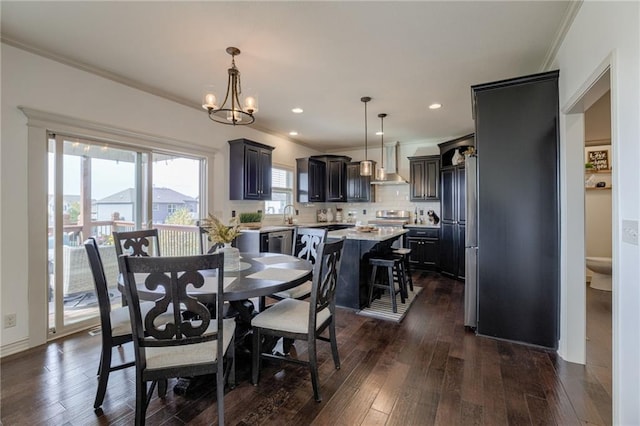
[[316, 209, 328, 222]]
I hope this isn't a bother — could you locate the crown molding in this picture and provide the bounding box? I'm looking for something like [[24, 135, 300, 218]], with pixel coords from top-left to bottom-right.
[[540, 0, 583, 71]]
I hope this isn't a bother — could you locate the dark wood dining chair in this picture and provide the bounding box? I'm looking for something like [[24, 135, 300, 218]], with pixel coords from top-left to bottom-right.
[[258, 227, 327, 311], [112, 229, 161, 257], [119, 252, 235, 426], [251, 238, 344, 402], [85, 237, 172, 410]]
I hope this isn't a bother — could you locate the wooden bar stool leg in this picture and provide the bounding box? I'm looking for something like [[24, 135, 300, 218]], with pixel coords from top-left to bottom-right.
[[368, 264, 378, 308], [387, 266, 398, 313], [405, 256, 414, 292]]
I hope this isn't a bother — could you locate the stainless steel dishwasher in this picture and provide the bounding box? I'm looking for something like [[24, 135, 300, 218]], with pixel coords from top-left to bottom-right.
[[260, 230, 293, 254]]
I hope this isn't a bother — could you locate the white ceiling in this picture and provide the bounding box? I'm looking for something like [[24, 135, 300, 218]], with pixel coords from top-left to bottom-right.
[[1, 1, 574, 151]]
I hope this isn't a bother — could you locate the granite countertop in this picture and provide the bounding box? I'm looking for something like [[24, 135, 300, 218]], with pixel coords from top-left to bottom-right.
[[241, 222, 355, 233], [327, 227, 408, 242], [404, 223, 440, 229]]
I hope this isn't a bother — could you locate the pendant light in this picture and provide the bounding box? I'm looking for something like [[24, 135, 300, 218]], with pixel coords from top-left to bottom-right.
[[360, 96, 372, 176], [375, 113, 387, 181]]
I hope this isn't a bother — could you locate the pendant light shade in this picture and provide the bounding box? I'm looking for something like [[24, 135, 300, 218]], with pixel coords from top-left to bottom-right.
[[375, 113, 387, 181], [360, 96, 372, 176]]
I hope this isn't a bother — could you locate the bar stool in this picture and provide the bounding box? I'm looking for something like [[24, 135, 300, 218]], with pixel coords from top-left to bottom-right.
[[368, 255, 407, 313], [393, 247, 414, 293]]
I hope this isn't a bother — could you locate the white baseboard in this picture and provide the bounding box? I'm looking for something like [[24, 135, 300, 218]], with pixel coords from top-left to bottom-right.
[[1, 338, 30, 358]]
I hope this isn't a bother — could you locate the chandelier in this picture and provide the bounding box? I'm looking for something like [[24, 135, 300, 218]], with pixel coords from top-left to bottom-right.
[[202, 47, 257, 125], [360, 96, 372, 176], [375, 113, 387, 181]]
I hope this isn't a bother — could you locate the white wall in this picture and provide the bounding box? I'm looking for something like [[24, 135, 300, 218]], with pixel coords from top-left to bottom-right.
[[553, 2, 640, 424], [0, 44, 320, 354]]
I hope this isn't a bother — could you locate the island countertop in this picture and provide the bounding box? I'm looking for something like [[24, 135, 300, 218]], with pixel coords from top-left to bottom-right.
[[327, 227, 408, 241]]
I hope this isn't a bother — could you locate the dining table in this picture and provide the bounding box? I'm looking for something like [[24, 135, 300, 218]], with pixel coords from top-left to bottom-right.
[[117, 251, 313, 392], [119, 251, 313, 321]]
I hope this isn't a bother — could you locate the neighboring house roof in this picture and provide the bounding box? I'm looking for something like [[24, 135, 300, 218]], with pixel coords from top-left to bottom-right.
[[97, 187, 196, 204]]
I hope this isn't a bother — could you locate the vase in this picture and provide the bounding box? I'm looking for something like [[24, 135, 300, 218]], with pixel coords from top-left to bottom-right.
[[451, 148, 463, 166], [217, 243, 240, 271]]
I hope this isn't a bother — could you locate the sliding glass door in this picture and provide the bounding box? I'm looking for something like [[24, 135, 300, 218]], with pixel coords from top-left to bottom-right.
[[47, 135, 204, 336]]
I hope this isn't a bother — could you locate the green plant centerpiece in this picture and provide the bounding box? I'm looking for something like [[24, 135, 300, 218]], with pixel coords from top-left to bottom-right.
[[200, 213, 241, 245], [200, 214, 242, 270]]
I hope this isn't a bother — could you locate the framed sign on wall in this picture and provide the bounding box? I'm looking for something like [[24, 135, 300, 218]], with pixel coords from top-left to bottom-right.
[[585, 144, 611, 171]]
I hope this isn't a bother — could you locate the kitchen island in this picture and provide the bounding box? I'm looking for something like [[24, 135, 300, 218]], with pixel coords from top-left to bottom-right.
[[327, 227, 408, 310]]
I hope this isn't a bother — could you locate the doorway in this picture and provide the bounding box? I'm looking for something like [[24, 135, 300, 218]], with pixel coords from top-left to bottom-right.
[[583, 87, 613, 413]]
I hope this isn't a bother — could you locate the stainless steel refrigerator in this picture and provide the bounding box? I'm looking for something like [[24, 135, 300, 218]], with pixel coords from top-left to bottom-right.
[[463, 155, 478, 329]]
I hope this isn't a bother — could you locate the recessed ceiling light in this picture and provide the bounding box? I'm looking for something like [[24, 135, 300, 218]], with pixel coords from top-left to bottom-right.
[[289, 131, 299, 136], [375, 131, 384, 136], [429, 103, 442, 109], [291, 107, 303, 114]]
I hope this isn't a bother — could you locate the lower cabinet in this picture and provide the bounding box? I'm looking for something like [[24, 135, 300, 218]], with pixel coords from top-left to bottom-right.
[[406, 227, 439, 270], [439, 221, 465, 280]]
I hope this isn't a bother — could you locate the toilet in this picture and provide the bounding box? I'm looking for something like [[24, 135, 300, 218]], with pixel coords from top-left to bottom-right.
[[585, 256, 612, 291]]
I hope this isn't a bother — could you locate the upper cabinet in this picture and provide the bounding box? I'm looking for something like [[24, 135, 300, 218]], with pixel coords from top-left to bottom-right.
[[346, 161, 376, 202], [314, 155, 351, 202], [296, 155, 351, 203], [229, 138, 274, 200], [408, 155, 440, 201], [296, 157, 326, 203]]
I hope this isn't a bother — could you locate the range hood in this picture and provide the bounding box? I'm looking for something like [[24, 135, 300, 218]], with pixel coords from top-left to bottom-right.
[[371, 141, 409, 185]]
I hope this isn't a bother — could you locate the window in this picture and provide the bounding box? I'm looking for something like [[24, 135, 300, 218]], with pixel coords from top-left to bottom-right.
[[265, 166, 293, 215], [47, 134, 206, 336]]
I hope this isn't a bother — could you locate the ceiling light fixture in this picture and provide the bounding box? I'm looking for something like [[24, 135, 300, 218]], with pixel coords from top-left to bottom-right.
[[202, 47, 257, 125], [360, 96, 372, 176], [375, 113, 387, 181], [292, 107, 304, 114], [289, 131, 298, 136], [429, 103, 442, 109]]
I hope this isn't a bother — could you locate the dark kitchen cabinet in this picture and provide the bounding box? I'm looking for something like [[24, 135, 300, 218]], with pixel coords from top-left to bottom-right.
[[229, 139, 274, 200], [409, 155, 440, 201], [406, 227, 439, 269], [296, 157, 326, 203], [311, 155, 351, 202], [438, 134, 474, 280], [346, 161, 376, 202]]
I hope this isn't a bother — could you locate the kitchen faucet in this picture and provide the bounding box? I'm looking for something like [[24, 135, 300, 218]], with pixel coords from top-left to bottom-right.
[[283, 204, 295, 225]]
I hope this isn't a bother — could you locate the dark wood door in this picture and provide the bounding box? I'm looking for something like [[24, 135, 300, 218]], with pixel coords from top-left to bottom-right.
[[410, 160, 425, 201], [326, 159, 346, 201], [258, 148, 272, 199], [439, 222, 456, 277], [346, 162, 373, 202], [310, 160, 325, 202], [243, 145, 261, 199], [440, 167, 455, 222]]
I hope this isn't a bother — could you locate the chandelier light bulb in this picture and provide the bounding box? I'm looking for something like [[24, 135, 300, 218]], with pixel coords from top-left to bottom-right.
[[244, 95, 258, 113], [202, 91, 217, 110]]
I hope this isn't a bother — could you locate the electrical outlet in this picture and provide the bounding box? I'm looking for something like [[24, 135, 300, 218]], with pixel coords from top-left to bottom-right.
[[231, 210, 236, 218], [363, 209, 367, 215], [4, 313, 16, 328], [622, 220, 638, 245]]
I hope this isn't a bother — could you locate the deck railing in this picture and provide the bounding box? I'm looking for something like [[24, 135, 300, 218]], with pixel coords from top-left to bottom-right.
[[49, 220, 202, 255]]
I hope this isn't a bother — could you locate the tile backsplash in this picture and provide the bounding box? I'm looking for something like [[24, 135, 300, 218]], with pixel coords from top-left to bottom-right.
[[227, 185, 440, 226]]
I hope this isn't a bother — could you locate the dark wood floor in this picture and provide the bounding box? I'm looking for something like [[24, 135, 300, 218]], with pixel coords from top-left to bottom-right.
[[1, 272, 612, 425]]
